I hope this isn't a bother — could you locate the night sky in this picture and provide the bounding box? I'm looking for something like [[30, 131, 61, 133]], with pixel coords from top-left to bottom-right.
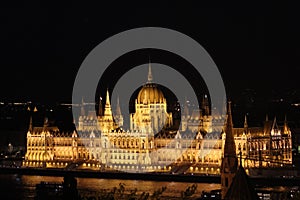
[[1, 1, 300, 106]]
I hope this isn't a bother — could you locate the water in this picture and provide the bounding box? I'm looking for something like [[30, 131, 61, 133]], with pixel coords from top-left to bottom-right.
[[0, 174, 221, 199]]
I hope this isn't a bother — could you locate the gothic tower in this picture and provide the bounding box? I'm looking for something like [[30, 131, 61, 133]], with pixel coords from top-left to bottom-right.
[[99, 89, 115, 132], [221, 101, 238, 199]]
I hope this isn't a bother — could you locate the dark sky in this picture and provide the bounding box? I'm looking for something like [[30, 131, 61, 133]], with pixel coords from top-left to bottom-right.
[[1, 1, 300, 105]]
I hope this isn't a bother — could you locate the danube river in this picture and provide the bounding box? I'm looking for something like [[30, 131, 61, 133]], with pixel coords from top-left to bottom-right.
[[0, 174, 221, 199]]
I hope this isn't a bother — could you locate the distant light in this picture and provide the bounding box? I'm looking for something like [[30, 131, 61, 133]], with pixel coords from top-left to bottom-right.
[[50, 109, 53, 112], [13, 102, 26, 105]]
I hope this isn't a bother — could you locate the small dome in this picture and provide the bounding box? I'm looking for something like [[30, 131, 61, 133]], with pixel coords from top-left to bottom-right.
[[137, 83, 165, 104]]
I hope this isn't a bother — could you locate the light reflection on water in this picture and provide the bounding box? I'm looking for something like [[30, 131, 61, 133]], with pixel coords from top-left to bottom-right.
[[0, 174, 221, 199]]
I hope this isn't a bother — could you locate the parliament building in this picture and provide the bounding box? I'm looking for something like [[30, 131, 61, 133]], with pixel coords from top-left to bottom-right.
[[23, 66, 293, 174]]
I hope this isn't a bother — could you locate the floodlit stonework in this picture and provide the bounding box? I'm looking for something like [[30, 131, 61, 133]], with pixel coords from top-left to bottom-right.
[[24, 66, 293, 173]]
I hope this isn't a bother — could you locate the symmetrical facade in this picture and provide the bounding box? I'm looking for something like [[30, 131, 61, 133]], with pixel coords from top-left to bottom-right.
[[23, 66, 293, 174]]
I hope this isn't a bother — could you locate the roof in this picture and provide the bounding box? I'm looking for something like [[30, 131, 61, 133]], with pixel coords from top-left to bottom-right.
[[225, 166, 259, 200], [137, 83, 165, 104]]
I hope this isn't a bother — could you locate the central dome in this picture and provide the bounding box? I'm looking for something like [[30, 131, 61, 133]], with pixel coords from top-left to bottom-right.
[[136, 63, 165, 104], [137, 83, 165, 104]]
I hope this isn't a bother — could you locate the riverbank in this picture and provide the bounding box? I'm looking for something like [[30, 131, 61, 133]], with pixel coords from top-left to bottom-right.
[[0, 166, 300, 187], [0, 166, 220, 183]]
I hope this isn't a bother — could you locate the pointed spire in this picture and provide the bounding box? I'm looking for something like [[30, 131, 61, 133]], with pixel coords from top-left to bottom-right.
[[115, 96, 122, 116], [98, 96, 103, 116], [265, 114, 269, 122], [104, 89, 113, 117], [221, 101, 238, 200], [33, 106, 38, 112], [224, 101, 236, 157], [147, 59, 153, 83], [106, 89, 110, 106], [101, 89, 114, 132], [244, 115, 248, 129]]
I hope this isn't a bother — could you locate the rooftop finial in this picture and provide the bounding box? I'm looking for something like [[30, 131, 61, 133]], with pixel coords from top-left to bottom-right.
[[244, 114, 248, 128], [147, 57, 153, 83], [106, 88, 110, 106]]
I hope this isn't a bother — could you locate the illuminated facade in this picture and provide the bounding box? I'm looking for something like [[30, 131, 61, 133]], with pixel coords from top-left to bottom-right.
[[23, 66, 293, 173]]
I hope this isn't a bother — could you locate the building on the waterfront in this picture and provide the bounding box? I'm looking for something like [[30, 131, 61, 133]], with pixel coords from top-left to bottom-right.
[[23, 65, 293, 174]]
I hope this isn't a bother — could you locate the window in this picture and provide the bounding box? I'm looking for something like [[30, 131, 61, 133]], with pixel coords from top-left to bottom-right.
[[225, 178, 228, 187]]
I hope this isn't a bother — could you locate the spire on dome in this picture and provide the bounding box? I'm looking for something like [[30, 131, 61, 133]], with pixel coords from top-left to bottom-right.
[[147, 59, 153, 83]]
